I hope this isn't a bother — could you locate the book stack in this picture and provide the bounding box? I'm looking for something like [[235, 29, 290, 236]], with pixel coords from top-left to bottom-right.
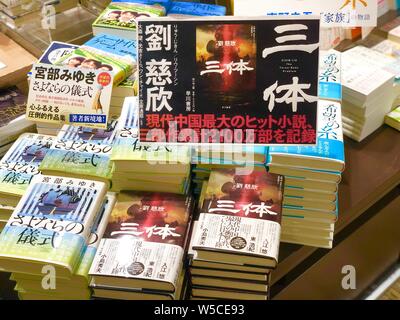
[[267, 100, 345, 249], [89, 191, 193, 300], [0, 87, 35, 157], [11, 192, 116, 300], [385, 105, 400, 131], [39, 117, 119, 187], [188, 169, 284, 300], [191, 145, 267, 196], [0, 133, 55, 227], [110, 97, 191, 194], [389, 25, 400, 43], [92, 1, 166, 40], [341, 46, 400, 141], [0, 175, 108, 298]]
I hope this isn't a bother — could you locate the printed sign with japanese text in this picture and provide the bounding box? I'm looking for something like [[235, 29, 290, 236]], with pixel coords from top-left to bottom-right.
[[138, 16, 320, 145], [27, 63, 113, 129], [234, 0, 378, 27]]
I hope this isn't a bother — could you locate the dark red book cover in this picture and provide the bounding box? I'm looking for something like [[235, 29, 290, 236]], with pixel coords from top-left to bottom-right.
[[104, 192, 193, 248]]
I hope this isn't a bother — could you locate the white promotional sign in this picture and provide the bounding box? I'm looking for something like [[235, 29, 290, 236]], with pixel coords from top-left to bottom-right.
[[234, 0, 378, 27]]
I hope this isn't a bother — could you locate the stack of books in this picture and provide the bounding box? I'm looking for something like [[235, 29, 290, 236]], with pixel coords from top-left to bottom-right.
[[188, 169, 284, 300], [92, 1, 166, 40], [0, 133, 55, 228], [341, 46, 399, 141], [11, 192, 116, 300], [89, 191, 193, 300], [267, 100, 345, 249], [191, 145, 267, 196], [0, 87, 35, 158], [385, 105, 400, 131], [39, 117, 119, 187], [110, 97, 191, 194], [0, 175, 108, 299], [389, 25, 400, 43]]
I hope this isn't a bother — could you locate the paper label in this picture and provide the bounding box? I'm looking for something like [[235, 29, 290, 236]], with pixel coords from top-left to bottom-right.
[[27, 63, 113, 129]]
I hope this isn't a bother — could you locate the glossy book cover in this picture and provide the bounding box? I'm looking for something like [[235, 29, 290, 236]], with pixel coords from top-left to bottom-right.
[[0, 133, 55, 196], [138, 16, 320, 145], [0, 175, 106, 272], [89, 192, 192, 287], [268, 100, 345, 168]]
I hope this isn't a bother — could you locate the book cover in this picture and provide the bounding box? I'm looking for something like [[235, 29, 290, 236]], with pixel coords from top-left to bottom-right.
[[75, 192, 116, 280], [0, 175, 107, 274], [168, 2, 226, 16], [92, 2, 166, 32], [0, 86, 27, 128], [193, 169, 284, 266], [55, 46, 134, 86], [39, 119, 119, 183], [138, 16, 320, 145], [319, 50, 342, 101], [111, 97, 191, 164], [385, 105, 400, 130], [89, 191, 192, 291], [37, 41, 80, 66], [84, 34, 137, 62], [268, 100, 345, 170], [0, 133, 55, 197]]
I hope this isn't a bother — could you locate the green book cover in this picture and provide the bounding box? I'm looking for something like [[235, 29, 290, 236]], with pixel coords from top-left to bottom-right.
[[0, 175, 107, 275], [0, 133, 55, 197], [92, 3, 166, 32], [39, 119, 119, 183], [54, 46, 134, 86]]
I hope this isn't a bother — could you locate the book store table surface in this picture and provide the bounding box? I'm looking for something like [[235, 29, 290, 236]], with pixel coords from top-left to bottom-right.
[[272, 125, 400, 300]]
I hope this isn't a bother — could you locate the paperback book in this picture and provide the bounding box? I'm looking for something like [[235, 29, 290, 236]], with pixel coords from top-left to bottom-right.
[[89, 191, 193, 293], [0, 133, 55, 200], [0, 175, 107, 277], [92, 2, 166, 40], [138, 16, 320, 145], [193, 169, 284, 268]]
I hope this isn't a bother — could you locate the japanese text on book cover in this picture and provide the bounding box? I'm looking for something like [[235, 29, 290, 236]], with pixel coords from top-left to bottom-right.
[[138, 16, 320, 145]]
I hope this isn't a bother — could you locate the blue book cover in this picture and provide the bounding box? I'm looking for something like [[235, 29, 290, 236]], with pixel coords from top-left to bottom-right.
[[84, 34, 137, 62], [0, 175, 106, 274], [319, 50, 342, 101], [268, 100, 345, 170], [168, 1, 226, 16], [38, 41, 80, 65]]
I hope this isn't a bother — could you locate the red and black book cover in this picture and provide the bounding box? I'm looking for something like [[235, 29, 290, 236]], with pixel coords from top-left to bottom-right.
[[202, 169, 284, 224], [138, 16, 320, 145], [104, 192, 193, 248]]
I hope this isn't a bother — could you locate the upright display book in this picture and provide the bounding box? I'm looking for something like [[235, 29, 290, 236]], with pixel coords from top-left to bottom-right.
[[26, 63, 113, 129], [89, 191, 193, 292], [84, 34, 137, 62], [138, 16, 320, 145], [55, 46, 134, 86], [92, 2, 166, 40], [0, 175, 107, 277], [0, 133, 55, 199], [267, 100, 345, 172], [0, 87, 27, 128], [193, 169, 284, 268]]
